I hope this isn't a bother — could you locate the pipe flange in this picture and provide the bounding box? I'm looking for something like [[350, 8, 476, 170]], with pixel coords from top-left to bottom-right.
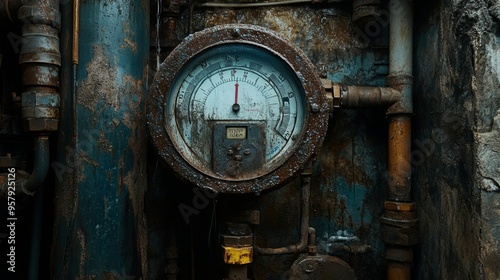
[[18, 5, 61, 30]]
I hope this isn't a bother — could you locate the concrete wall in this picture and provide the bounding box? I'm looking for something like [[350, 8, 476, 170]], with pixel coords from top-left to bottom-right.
[[414, 0, 500, 279]]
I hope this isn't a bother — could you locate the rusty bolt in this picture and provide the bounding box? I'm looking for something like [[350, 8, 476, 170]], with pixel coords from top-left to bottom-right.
[[232, 28, 241, 37], [308, 245, 317, 256], [310, 103, 319, 113]]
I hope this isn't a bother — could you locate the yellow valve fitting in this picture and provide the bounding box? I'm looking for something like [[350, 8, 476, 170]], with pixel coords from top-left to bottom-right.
[[222, 246, 253, 265]]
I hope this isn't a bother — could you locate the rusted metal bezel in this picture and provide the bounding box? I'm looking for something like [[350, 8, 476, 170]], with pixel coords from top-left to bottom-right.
[[147, 24, 328, 194]]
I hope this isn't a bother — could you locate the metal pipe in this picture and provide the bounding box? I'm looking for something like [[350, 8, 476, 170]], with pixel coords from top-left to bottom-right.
[[389, 0, 413, 78], [342, 86, 400, 109], [387, 115, 412, 201], [72, 0, 80, 65], [52, 0, 149, 276], [255, 168, 311, 255], [28, 187, 44, 279], [18, 135, 50, 195], [197, 0, 310, 8], [19, 0, 61, 132], [323, 80, 400, 111], [384, 1, 415, 279]]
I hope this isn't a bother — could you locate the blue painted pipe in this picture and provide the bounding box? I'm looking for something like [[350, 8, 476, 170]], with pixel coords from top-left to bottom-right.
[[52, 0, 149, 278], [389, 0, 413, 77]]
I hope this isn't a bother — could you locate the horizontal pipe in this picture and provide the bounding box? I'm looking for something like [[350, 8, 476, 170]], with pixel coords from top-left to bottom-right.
[[255, 171, 310, 255], [342, 86, 400, 109], [197, 0, 310, 8], [19, 136, 50, 195]]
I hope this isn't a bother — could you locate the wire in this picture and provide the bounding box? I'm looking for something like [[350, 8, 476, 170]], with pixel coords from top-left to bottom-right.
[[197, 0, 311, 8]]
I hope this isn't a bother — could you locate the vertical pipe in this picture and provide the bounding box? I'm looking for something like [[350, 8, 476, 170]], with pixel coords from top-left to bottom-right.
[[389, 0, 413, 78], [52, 0, 149, 278], [385, 1, 415, 279], [387, 115, 412, 201], [28, 187, 44, 279]]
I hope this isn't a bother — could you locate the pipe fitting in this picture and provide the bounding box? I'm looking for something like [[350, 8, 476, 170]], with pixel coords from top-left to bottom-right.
[[381, 200, 418, 247], [323, 78, 402, 110], [19, 0, 61, 132], [18, 4, 61, 30], [386, 75, 413, 114], [343, 86, 400, 109], [352, 0, 382, 28]]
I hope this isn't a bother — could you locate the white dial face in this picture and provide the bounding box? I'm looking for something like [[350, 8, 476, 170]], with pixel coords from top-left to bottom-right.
[[165, 43, 306, 180]]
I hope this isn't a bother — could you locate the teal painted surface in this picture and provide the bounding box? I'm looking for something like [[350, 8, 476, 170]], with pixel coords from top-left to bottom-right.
[[53, 0, 149, 278]]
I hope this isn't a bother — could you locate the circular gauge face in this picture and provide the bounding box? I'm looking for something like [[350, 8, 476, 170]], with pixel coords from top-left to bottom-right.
[[148, 24, 328, 194], [166, 43, 305, 180]]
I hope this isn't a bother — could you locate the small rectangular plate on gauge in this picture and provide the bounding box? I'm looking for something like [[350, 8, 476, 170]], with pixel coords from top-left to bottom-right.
[[226, 127, 247, 140], [212, 122, 265, 179]]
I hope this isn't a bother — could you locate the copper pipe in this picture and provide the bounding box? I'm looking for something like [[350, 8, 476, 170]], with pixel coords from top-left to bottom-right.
[[387, 114, 412, 202], [343, 86, 400, 109], [72, 0, 80, 64], [388, 261, 411, 280]]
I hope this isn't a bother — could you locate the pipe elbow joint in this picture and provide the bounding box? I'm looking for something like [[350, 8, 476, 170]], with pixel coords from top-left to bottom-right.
[[19, 136, 50, 196]]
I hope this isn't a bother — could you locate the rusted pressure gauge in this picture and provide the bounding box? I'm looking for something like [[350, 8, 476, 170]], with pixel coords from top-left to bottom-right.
[[147, 24, 328, 194]]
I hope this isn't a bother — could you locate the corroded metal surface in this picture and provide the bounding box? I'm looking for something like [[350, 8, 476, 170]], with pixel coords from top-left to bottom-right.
[[287, 254, 356, 279], [148, 24, 329, 194], [387, 115, 411, 202], [19, 0, 61, 132], [52, 0, 150, 278]]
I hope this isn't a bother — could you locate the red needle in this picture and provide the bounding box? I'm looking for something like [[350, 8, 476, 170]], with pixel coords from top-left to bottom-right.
[[234, 83, 239, 104]]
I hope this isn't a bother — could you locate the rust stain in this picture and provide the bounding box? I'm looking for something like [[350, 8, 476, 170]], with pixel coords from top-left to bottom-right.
[[97, 132, 113, 153], [76, 45, 120, 112], [203, 6, 364, 66], [77, 228, 88, 280], [80, 153, 100, 167], [121, 70, 149, 277], [122, 37, 138, 53]]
